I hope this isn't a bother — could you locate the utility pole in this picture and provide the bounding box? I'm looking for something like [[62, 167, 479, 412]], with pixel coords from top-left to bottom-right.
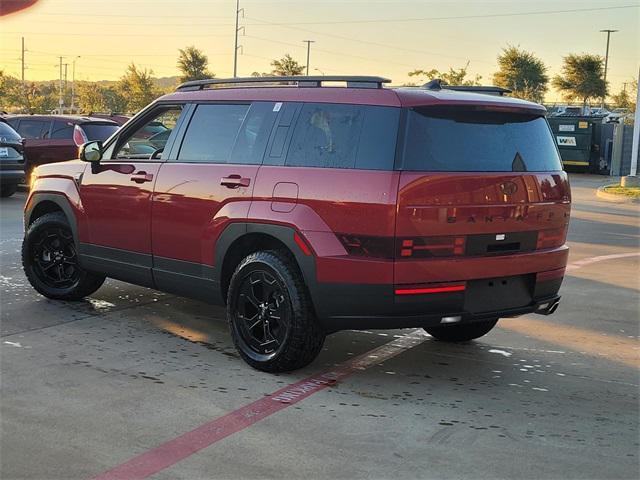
[[21, 37, 25, 86], [58, 56, 64, 114], [600, 29, 618, 109], [303, 40, 315, 76], [233, 0, 244, 77]]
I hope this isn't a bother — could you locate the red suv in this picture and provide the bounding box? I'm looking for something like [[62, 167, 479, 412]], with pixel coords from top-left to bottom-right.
[[22, 76, 570, 372], [2, 114, 119, 181]]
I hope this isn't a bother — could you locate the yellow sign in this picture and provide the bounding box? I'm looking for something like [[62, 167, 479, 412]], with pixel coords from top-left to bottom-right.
[[578, 121, 589, 129]]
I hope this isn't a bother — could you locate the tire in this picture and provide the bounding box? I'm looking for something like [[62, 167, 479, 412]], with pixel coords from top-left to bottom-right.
[[227, 250, 325, 373], [22, 212, 105, 300], [424, 318, 499, 342], [1, 183, 18, 198]]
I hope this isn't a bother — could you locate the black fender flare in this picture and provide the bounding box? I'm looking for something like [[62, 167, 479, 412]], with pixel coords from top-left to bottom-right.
[[214, 222, 322, 317], [25, 193, 80, 247]]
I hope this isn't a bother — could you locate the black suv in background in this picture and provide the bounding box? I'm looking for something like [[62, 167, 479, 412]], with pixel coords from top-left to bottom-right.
[[0, 121, 25, 197]]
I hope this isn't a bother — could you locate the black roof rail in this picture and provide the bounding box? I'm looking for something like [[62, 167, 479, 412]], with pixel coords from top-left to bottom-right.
[[422, 79, 511, 96], [176, 75, 391, 91]]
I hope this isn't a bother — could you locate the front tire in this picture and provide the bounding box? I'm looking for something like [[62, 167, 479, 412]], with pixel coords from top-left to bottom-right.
[[227, 250, 325, 373], [424, 318, 499, 342], [22, 212, 105, 300]]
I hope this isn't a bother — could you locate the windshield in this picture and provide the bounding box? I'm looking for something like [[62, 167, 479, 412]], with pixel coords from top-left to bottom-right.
[[80, 123, 119, 142], [0, 122, 22, 142], [402, 107, 562, 172]]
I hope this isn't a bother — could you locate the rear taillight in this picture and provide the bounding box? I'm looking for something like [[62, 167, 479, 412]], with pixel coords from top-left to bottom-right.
[[536, 226, 568, 250], [399, 236, 466, 258], [73, 124, 88, 147], [336, 234, 395, 259]]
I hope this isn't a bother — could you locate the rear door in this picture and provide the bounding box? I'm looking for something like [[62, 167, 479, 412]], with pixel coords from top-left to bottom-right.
[[150, 101, 278, 299], [394, 106, 571, 286]]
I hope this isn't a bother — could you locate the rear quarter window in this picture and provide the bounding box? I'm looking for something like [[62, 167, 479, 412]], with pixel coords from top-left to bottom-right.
[[402, 107, 562, 172], [285, 103, 399, 170]]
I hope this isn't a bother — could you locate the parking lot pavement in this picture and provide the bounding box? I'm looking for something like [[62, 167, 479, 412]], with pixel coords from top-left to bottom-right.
[[1, 174, 638, 480]]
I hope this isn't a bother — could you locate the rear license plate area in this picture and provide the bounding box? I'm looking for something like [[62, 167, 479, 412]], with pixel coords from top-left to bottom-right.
[[466, 231, 537, 256], [464, 274, 534, 313]]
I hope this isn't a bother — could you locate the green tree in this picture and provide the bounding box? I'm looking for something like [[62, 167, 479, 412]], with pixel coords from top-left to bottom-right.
[[177, 46, 212, 83], [118, 63, 159, 112], [0, 71, 21, 110], [271, 54, 304, 76], [552, 54, 606, 107], [610, 79, 637, 113], [76, 82, 107, 112], [408, 62, 481, 86], [493, 45, 548, 102]]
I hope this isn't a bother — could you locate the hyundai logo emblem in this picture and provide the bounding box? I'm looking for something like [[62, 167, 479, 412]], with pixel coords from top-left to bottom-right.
[[500, 181, 518, 195]]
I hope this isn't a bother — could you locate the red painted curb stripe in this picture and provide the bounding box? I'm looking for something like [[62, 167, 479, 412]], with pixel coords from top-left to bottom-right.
[[92, 330, 427, 480]]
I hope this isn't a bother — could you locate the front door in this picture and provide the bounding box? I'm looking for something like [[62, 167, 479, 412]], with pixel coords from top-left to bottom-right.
[[78, 105, 186, 286]]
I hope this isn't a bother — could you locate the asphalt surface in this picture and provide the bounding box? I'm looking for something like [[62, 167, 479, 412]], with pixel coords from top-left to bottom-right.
[[1, 174, 638, 480]]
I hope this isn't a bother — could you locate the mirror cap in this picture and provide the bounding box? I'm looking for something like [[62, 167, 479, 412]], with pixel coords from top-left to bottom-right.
[[80, 141, 102, 162]]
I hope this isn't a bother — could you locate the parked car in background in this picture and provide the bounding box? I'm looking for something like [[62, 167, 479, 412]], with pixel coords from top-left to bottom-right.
[[1, 115, 119, 181], [0, 121, 26, 197], [87, 112, 130, 126]]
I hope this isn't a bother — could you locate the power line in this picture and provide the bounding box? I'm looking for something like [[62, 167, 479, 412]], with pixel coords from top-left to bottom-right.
[[243, 5, 639, 26]]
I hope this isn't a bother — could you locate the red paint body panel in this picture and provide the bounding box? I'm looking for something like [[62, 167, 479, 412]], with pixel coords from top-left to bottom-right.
[[80, 162, 162, 253], [151, 163, 260, 264]]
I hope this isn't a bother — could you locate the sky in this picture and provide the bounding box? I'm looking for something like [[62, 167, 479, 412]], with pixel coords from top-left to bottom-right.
[[0, 0, 638, 101]]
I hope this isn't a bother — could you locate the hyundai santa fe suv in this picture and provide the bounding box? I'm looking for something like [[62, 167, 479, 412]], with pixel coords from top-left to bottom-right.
[[22, 76, 570, 372]]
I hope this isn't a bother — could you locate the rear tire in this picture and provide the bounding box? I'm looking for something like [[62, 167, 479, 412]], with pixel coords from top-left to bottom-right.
[[22, 212, 105, 300], [424, 318, 499, 342], [227, 250, 325, 373], [1, 183, 18, 197]]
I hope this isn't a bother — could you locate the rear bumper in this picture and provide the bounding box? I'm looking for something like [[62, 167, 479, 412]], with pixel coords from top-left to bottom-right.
[[320, 294, 561, 332], [312, 272, 564, 333], [0, 169, 25, 183]]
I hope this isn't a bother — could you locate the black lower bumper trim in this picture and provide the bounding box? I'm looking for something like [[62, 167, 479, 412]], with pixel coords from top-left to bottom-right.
[[321, 295, 561, 333]]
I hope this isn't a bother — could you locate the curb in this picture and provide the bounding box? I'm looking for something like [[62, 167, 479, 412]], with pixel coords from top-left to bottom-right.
[[596, 185, 640, 204]]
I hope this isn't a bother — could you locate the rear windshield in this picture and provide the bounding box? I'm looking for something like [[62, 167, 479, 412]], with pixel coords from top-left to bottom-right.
[[0, 122, 21, 142], [402, 107, 562, 172], [80, 123, 119, 142]]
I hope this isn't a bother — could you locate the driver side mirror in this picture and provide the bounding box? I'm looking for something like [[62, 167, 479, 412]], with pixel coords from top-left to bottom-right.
[[80, 141, 103, 163]]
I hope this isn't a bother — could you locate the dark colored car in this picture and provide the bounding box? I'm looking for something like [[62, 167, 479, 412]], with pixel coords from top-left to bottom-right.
[[0, 122, 26, 197], [2, 115, 119, 180], [22, 76, 571, 373]]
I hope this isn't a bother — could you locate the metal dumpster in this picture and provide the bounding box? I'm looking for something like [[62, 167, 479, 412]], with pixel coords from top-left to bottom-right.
[[547, 116, 596, 172]]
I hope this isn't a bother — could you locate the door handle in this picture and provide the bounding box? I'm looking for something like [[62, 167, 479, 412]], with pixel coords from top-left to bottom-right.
[[221, 174, 251, 188], [130, 171, 154, 183]]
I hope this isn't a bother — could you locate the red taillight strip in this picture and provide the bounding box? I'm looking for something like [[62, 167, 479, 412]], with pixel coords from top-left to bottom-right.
[[395, 284, 466, 295]]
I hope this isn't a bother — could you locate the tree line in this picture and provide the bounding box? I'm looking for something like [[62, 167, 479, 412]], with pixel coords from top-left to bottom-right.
[[0, 45, 636, 115]]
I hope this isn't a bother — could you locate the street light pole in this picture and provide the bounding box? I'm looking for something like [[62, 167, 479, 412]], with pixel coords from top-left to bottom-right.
[[303, 40, 315, 76], [71, 57, 80, 112], [600, 29, 618, 109]]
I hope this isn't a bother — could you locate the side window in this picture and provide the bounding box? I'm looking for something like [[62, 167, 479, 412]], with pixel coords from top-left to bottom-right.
[[177, 104, 249, 163], [285, 103, 399, 170], [229, 102, 277, 165], [50, 121, 74, 140], [115, 106, 183, 160], [286, 103, 363, 169], [17, 120, 47, 139]]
